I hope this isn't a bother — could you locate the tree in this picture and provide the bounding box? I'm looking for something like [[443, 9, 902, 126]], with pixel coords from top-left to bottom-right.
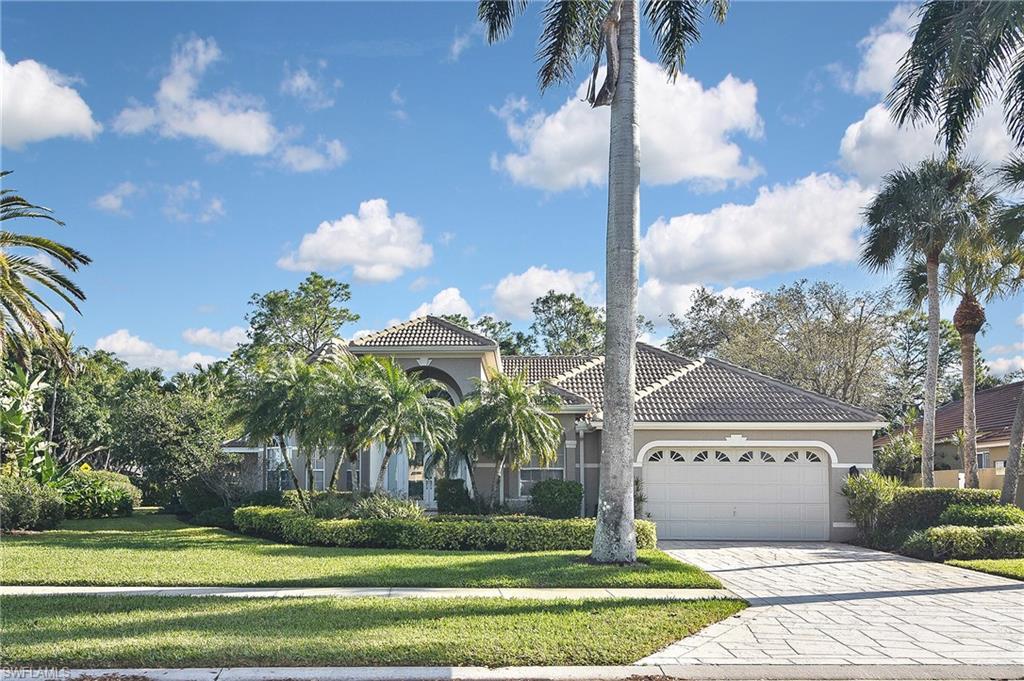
[[478, 0, 727, 563], [881, 312, 960, 420], [358, 357, 455, 493], [530, 291, 605, 355], [861, 158, 995, 486], [314, 356, 379, 491], [459, 369, 562, 504], [1, 171, 91, 367], [241, 273, 359, 361], [1001, 383, 1024, 505], [439, 313, 537, 355], [664, 287, 747, 357]]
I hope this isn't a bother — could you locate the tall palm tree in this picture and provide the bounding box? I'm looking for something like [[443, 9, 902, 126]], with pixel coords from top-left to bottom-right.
[[1001, 383, 1023, 505], [425, 400, 481, 498], [359, 357, 455, 493], [459, 369, 563, 505], [477, 0, 726, 564], [315, 355, 378, 491], [1, 171, 91, 367], [862, 158, 996, 486]]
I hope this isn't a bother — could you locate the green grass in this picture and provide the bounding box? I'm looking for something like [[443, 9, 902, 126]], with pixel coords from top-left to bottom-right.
[[0, 595, 744, 667], [1, 512, 719, 589], [948, 558, 1024, 581]]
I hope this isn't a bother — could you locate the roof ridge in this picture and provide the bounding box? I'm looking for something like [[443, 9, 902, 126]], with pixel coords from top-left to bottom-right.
[[425, 315, 498, 347], [592, 356, 705, 422], [548, 355, 605, 386], [349, 316, 425, 346], [704, 356, 883, 421]]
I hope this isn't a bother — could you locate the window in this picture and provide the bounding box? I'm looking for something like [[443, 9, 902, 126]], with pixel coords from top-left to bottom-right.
[[738, 451, 753, 463], [519, 468, 564, 496], [649, 450, 664, 462], [669, 450, 685, 462], [805, 451, 822, 463], [784, 451, 799, 463], [979, 451, 992, 469], [714, 451, 730, 462], [693, 450, 709, 462], [760, 451, 776, 463], [265, 447, 293, 491], [308, 455, 326, 491]]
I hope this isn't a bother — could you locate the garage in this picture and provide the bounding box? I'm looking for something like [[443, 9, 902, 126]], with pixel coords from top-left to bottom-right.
[[642, 446, 830, 541]]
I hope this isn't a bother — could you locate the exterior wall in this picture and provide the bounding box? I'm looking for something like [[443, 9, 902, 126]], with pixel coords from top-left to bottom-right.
[[390, 355, 486, 401], [935, 442, 1009, 472]]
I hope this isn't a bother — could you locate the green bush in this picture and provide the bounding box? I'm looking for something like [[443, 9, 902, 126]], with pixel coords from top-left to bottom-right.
[[436, 478, 475, 515], [0, 476, 65, 531], [905, 525, 1024, 560], [841, 471, 901, 541], [77, 470, 143, 508], [350, 493, 424, 520], [938, 503, 1024, 528], [194, 506, 236, 530], [882, 487, 1000, 531], [308, 491, 356, 519], [527, 479, 583, 519], [233, 506, 658, 551], [177, 478, 227, 516], [61, 473, 133, 519], [240, 490, 285, 507]]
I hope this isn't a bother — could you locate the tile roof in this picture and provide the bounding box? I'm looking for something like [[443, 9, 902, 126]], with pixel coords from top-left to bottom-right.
[[875, 380, 1022, 447], [502, 355, 598, 383], [349, 316, 496, 348]]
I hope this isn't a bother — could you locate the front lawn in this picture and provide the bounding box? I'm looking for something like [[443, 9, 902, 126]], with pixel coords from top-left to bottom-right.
[[0, 595, 745, 667], [0, 512, 718, 589], [948, 558, 1024, 581]]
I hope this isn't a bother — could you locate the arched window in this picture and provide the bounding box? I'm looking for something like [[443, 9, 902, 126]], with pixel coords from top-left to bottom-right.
[[693, 450, 709, 462], [760, 451, 776, 463], [715, 451, 730, 462], [805, 451, 822, 463], [738, 451, 754, 463], [669, 450, 685, 462], [784, 451, 800, 463], [648, 450, 664, 462]]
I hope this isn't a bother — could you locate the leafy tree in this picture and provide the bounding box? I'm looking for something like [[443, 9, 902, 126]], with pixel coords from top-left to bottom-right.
[[439, 313, 537, 355], [1, 171, 91, 368], [240, 273, 359, 362], [664, 287, 747, 357], [459, 369, 562, 504], [530, 291, 605, 355], [50, 349, 130, 467], [861, 158, 995, 486], [478, 0, 728, 563], [881, 312, 960, 420], [0, 365, 57, 482], [313, 356, 379, 491]]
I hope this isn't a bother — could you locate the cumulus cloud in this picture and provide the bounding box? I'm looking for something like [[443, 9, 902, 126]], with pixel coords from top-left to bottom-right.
[[182, 325, 248, 352], [93, 181, 140, 215], [1, 51, 102, 149], [492, 266, 600, 319], [849, 4, 915, 96], [279, 137, 348, 172], [638, 279, 760, 322], [640, 173, 872, 285], [990, 356, 1024, 377], [492, 57, 763, 192], [95, 329, 218, 373], [278, 198, 433, 282], [280, 60, 338, 111], [163, 180, 225, 223], [410, 287, 474, 319]]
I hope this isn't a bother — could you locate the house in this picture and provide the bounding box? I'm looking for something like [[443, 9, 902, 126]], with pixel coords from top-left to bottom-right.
[[874, 380, 1022, 495], [232, 315, 884, 542]]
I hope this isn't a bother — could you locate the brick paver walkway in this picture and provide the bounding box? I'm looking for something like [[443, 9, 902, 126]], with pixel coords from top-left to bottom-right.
[[641, 541, 1024, 666]]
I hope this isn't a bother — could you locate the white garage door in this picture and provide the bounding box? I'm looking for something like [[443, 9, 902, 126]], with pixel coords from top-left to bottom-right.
[[643, 447, 830, 541]]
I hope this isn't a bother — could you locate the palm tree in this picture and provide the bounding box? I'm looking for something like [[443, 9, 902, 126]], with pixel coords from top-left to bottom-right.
[[315, 355, 378, 491], [425, 400, 481, 498], [862, 158, 996, 486], [477, 0, 727, 564], [1001, 383, 1023, 505], [359, 357, 455, 494], [1, 171, 91, 367], [459, 369, 563, 505]]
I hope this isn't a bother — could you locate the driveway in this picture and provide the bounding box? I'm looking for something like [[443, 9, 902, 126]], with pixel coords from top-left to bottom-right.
[[642, 542, 1024, 666]]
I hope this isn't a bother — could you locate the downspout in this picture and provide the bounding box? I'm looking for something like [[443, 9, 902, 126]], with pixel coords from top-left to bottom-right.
[[576, 419, 587, 517]]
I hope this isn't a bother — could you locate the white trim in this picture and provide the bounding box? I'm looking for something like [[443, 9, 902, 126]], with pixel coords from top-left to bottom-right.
[[349, 346, 494, 357], [634, 438, 840, 465], [604, 421, 886, 431], [832, 463, 872, 469], [222, 447, 261, 454], [832, 521, 856, 528]]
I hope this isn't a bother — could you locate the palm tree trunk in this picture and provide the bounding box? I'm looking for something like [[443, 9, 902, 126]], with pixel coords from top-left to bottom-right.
[[374, 446, 392, 493], [328, 448, 346, 491], [921, 255, 940, 488], [592, 0, 639, 564], [960, 330, 979, 488], [278, 434, 308, 513], [490, 456, 505, 506], [1001, 384, 1024, 505]]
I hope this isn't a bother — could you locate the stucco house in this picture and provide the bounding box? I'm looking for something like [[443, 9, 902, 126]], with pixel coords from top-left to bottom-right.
[[229, 315, 884, 542]]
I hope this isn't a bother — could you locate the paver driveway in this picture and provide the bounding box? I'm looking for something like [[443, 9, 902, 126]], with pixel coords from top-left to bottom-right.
[[641, 542, 1024, 666]]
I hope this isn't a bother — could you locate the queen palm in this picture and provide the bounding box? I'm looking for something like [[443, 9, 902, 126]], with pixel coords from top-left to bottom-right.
[[477, 0, 726, 564], [1, 171, 91, 366], [315, 355, 379, 491], [459, 369, 562, 505], [359, 357, 455, 493], [862, 158, 995, 486]]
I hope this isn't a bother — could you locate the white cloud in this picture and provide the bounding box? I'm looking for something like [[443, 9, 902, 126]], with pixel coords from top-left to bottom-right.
[[448, 23, 484, 62], [492, 57, 763, 192], [278, 198, 433, 282], [182, 325, 248, 352], [409, 276, 437, 292], [114, 37, 279, 156], [492, 266, 600, 319], [410, 287, 474, 319], [850, 4, 915, 96], [1, 51, 102, 149], [163, 180, 225, 223], [280, 61, 337, 111], [988, 341, 1024, 356], [1018, 314, 1024, 328], [279, 137, 347, 172], [95, 329, 217, 373], [390, 86, 408, 121], [638, 279, 760, 322], [640, 173, 872, 284], [93, 181, 140, 215], [989, 355, 1024, 377], [439, 231, 455, 246]]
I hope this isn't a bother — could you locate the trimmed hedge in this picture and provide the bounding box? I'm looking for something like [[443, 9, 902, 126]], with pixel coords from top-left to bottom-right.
[[234, 506, 657, 552], [436, 478, 475, 515], [528, 479, 583, 519], [879, 487, 1000, 532], [906, 525, 1024, 560], [0, 476, 65, 531], [194, 506, 236, 530], [938, 503, 1024, 528]]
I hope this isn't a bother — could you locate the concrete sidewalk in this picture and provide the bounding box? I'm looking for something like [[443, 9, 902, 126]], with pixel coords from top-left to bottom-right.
[[5, 665, 1022, 680], [0, 585, 733, 600]]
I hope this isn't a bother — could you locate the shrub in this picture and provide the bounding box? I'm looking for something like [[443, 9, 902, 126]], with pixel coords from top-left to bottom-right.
[[841, 471, 902, 541], [177, 478, 228, 516], [0, 476, 64, 531], [61, 473, 133, 519], [527, 479, 583, 519], [436, 478, 475, 515], [938, 503, 1024, 528], [874, 432, 920, 484], [240, 490, 285, 507], [898, 530, 933, 560], [907, 525, 1024, 560], [308, 491, 356, 519], [881, 487, 1000, 531], [350, 493, 424, 520], [194, 506, 236, 530], [77, 469, 143, 508], [233, 506, 658, 551]]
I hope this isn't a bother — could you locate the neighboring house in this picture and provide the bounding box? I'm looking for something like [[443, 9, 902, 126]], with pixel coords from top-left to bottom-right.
[[230, 315, 884, 542], [874, 380, 1022, 494]]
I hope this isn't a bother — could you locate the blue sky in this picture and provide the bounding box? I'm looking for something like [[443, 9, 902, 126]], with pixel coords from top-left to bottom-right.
[[2, 1, 1022, 374]]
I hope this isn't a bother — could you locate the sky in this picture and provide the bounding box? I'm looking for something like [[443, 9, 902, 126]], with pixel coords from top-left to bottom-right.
[[2, 1, 1022, 375]]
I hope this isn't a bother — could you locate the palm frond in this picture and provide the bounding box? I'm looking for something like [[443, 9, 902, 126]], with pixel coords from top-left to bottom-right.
[[537, 0, 605, 91], [478, 0, 528, 43]]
